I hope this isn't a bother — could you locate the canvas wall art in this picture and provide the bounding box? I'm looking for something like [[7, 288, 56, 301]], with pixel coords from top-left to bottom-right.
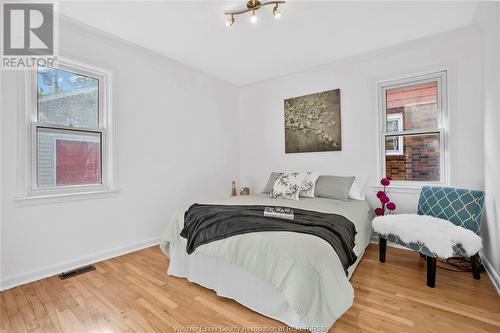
[[284, 89, 342, 153]]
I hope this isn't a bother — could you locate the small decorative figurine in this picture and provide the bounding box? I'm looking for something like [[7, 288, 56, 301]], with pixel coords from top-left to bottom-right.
[[240, 187, 250, 196], [231, 181, 237, 197]]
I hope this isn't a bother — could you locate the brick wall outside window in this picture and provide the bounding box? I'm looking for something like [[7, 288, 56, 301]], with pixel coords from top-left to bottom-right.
[[385, 82, 440, 181]]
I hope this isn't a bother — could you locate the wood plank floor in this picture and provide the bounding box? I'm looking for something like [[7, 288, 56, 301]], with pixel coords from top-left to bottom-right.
[[1, 245, 499, 333]]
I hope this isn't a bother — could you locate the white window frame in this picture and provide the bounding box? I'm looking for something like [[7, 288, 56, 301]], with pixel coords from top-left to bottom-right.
[[17, 58, 118, 201], [378, 71, 448, 187]]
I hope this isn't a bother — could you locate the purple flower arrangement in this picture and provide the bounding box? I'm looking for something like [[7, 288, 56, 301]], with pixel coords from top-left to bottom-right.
[[375, 177, 397, 216]]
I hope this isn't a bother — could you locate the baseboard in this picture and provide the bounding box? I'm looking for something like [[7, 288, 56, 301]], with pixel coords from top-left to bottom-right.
[[481, 255, 500, 295], [0, 236, 161, 291]]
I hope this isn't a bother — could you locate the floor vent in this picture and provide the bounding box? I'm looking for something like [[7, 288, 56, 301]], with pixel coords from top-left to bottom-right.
[[58, 265, 96, 280]]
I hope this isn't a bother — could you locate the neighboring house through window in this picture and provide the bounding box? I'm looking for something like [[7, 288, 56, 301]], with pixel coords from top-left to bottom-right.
[[19, 59, 117, 199], [385, 113, 404, 155], [378, 71, 447, 185]]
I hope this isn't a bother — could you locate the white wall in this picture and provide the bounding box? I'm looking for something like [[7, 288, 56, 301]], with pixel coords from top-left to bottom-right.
[[238, 27, 484, 213], [0, 62, 3, 289], [474, 2, 500, 290], [0, 17, 240, 290]]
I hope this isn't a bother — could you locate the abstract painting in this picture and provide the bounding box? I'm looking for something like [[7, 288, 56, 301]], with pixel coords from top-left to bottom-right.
[[284, 89, 341, 153]]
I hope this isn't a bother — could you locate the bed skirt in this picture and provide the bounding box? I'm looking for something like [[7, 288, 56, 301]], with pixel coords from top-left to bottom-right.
[[167, 242, 366, 328], [167, 242, 305, 327]]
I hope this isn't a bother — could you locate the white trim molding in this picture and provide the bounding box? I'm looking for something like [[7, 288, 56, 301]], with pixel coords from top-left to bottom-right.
[[0, 237, 160, 291], [372, 184, 422, 195], [16, 57, 118, 203], [15, 188, 121, 206], [482, 255, 500, 296]]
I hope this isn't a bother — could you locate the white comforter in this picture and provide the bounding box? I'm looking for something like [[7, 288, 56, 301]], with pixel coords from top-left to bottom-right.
[[160, 194, 372, 329]]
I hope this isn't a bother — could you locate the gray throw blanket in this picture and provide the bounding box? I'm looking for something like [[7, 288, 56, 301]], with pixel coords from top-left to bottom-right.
[[180, 204, 358, 274]]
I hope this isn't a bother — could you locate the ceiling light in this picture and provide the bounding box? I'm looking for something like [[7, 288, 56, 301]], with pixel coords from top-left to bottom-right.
[[224, 1, 285, 26], [250, 10, 257, 23], [225, 15, 235, 27], [273, 5, 281, 19]]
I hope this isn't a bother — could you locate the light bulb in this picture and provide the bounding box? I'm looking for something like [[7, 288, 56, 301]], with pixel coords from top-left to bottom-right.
[[225, 16, 234, 27], [273, 6, 281, 19], [250, 11, 257, 23]]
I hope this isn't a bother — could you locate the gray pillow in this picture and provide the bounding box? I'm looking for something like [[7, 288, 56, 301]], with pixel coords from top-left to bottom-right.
[[262, 172, 281, 193], [314, 176, 355, 201]]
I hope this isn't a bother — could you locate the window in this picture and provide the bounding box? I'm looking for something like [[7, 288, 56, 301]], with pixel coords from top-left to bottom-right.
[[385, 114, 403, 155], [379, 71, 447, 185], [21, 59, 117, 199]]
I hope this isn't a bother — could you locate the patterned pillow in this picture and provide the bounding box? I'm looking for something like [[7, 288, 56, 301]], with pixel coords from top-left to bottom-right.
[[270, 173, 307, 200], [299, 172, 320, 198]]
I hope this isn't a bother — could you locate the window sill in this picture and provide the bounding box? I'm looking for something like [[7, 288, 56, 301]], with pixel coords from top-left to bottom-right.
[[372, 179, 448, 194], [15, 188, 121, 206], [371, 184, 423, 194]]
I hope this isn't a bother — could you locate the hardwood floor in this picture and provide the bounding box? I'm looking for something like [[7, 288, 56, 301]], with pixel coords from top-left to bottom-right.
[[1, 245, 499, 333]]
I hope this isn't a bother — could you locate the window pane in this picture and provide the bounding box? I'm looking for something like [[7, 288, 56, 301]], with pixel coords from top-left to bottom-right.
[[385, 136, 403, 155], [37, 128, 101, 188], [37, 67, 99, 128], [385, 133, 440, 181], [386, 81, 438, 132], [387, 119, 399, 132]]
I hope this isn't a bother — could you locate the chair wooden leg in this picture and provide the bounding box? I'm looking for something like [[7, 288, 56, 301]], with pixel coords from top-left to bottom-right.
[[427, 256, 436, 288], [471, 253, 481, 280], [379, 237, 387, 263]]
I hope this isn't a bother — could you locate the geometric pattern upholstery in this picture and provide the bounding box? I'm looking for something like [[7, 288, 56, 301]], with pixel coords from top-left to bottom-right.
[[417, 186, 485, 235], [381, 186, 485, 258]]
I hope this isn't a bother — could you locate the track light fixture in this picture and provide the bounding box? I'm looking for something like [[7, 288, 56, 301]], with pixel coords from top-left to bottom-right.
[[224, 1, 285, 26], [272, 5, 281, 19], [225, 15, 235, 27], [250, 10, 257, 23]]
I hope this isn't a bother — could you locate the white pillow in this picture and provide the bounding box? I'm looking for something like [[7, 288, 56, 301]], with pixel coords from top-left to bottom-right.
[[348, 176, 367, 200], [299, 172, 320, 198], [270, 173, 307, 201]]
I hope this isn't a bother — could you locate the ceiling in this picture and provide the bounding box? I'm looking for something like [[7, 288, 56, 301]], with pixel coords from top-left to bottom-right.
[[59, 1, 479, 86]]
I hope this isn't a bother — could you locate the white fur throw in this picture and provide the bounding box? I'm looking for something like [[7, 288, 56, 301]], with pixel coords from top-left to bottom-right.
[[372, 214, 482, 258]]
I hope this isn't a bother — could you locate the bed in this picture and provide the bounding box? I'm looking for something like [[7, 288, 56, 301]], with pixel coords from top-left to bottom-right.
[[160, 193, 372, 330]]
